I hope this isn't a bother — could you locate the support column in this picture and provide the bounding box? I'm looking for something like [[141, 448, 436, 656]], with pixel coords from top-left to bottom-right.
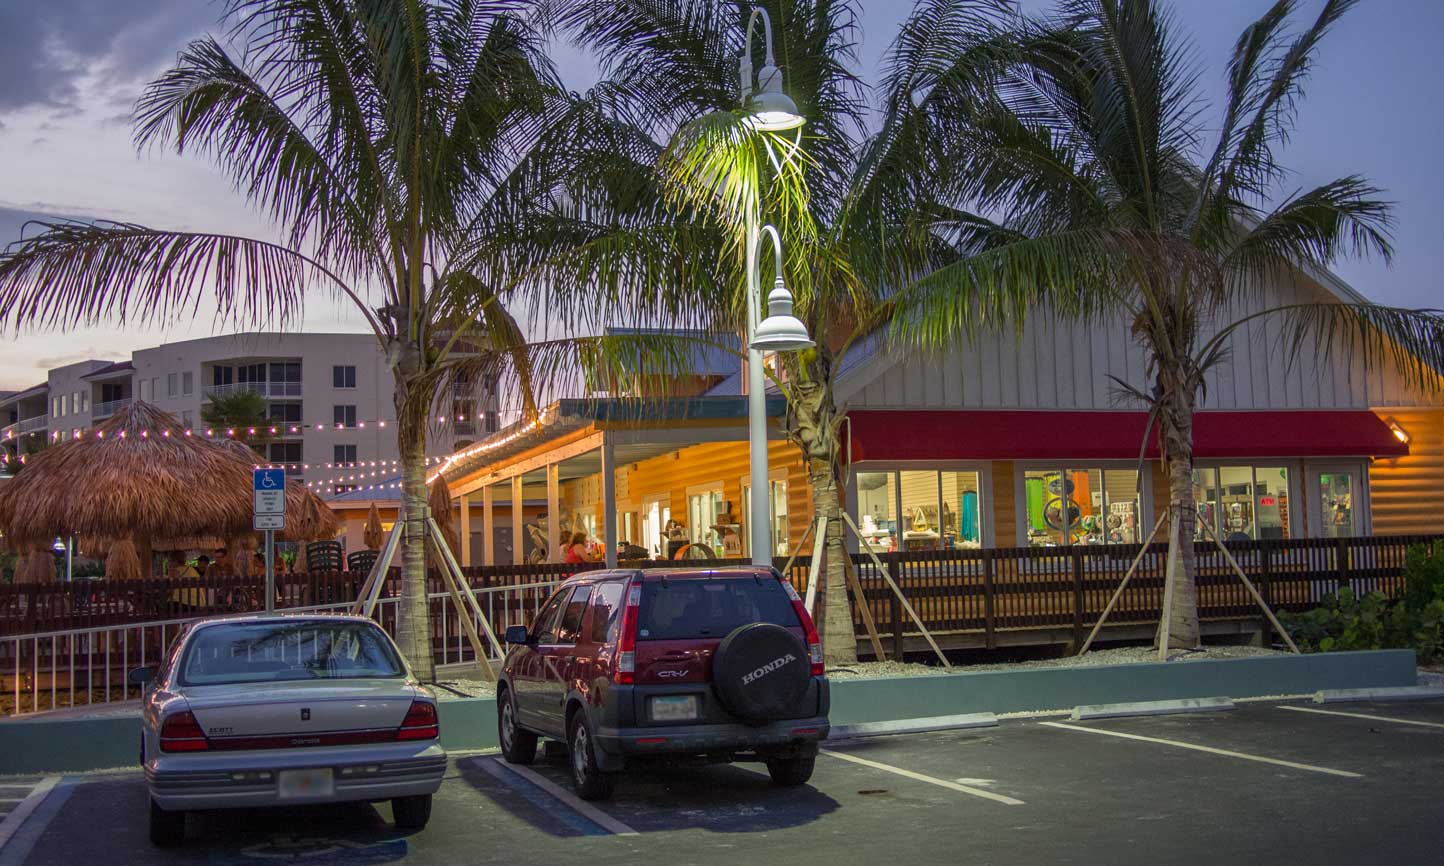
[[602, 436, 617, 568], [458, 492, 472, 566], [481, 485, 495, 566], [546, 463, 561, 562], [511, 475, 525, 566]]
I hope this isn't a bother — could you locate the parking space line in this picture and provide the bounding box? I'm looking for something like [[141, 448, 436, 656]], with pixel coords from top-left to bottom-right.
[[475, 758, 638, 836], [0, 777, 59, 853], [1278, 704, 1444, 730], [820, 750, 1025, 805], [1039, 722, 1363, 778]]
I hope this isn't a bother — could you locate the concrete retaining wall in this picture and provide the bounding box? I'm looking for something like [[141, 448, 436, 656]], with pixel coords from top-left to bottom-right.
[[0, 650, 1417, 776]]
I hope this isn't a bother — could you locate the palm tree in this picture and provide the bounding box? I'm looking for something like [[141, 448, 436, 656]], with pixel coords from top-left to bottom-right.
[[0, 0, 710, 678], [547, 0, 1013, 663], [894, 0, 1444, 649], [200, 390, 272, 456]]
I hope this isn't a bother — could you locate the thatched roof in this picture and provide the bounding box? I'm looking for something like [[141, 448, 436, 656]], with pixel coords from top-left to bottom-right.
[[0, 401, 339, 549]]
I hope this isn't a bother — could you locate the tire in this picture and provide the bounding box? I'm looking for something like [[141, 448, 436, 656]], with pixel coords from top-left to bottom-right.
[[766, 755, 816, 787], [149, 799, 185, 847], [498, 690, 537, 765], [391, 794, 432, 830], [712, 623, 810, 723], [567, 712, 614, 801]]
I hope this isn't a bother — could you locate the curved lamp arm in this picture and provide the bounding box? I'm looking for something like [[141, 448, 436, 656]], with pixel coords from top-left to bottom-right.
[[740, 7, 777, 99]]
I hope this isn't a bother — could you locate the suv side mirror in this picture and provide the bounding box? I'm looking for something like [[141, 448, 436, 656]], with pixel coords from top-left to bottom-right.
[[504, 625, 531, 646], [128, 665, 158, 686]]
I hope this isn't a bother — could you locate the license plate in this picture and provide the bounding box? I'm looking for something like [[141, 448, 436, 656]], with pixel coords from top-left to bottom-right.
[[650, 695, 699, 722], [277, 768, 334, 799]]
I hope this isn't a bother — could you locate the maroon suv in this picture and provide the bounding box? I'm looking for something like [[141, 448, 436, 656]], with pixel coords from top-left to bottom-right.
[[497, 566, 830, 800]]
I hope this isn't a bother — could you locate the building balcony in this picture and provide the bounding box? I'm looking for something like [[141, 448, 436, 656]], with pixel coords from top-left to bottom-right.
[[203, 381, 303, 399], [92, 398, 132, 420], [15, 416, 48, 434]]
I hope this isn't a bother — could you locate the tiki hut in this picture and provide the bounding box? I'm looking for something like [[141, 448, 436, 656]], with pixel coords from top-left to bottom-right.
[[0, 402, 339, 578]]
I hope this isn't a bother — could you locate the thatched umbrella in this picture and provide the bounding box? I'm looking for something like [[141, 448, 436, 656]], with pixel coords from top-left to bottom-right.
[[16, 550, 56, 584], [364, 503, 385, 551], [0, 401, 338, 560], [105, 539, 143, 581], [428, 475, 461, 560]]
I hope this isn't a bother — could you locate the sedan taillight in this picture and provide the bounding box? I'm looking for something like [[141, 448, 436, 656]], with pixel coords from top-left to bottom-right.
[[396, 701, 439, 741], [159, 711, 209, 752]]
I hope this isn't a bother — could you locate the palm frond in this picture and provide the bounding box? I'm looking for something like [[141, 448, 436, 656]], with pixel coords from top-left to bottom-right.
[[1225, 176, 1394, 284]]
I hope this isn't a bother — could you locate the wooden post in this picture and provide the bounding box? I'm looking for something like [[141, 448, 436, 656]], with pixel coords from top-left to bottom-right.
[[802, 516, 826, 616], [840, 511, 951, 668], [458, 493, 472, 567], [843, 556, 888, 662], [982, 549, 996, 650], [1199, 520, 1300, 654], [1157, 509, 1184, 662], [511, 475, 524, 566], [1259, 544, 1274, 645], [1335, 536, 1350, 593], [890, 593, 904, 661], [601, 439, 617, 568], [545, 463, 561, 562], [481, 485, 495, 566], [1070, 547, 1086, 649]]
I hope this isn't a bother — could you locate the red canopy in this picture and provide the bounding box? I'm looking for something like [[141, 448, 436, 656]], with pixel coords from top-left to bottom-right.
[[847, 410, 1408, 463]]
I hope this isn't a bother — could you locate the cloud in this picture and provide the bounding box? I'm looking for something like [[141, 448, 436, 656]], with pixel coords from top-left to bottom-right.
[[0, 0, 216, 113], [35, 349, 125, 369]]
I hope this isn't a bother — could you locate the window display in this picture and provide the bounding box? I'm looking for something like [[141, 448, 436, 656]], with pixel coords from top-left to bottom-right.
[[1192, 465, 1291, 541], [742, 479, 790, 557], [857, 470, 983, 552], [1318, 472, 1356, 538], [1024, 467, 1139, 546]]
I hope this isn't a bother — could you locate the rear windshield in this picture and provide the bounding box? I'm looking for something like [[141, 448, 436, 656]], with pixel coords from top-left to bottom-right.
[[637, 577, 798, 641], [180, 621, 404, 686]]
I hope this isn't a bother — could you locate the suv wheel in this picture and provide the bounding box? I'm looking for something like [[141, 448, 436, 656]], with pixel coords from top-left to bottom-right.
[[766, 755, 816, 787], [149, 799, 185, 846], [568, 712, 614, 801], [498, 691, 537, 765]]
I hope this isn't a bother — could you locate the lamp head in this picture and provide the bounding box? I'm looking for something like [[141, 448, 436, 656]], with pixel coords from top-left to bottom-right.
[[52, 537, 66, 553], [750, 277, 814, 351], [744, 63, 805, 131]]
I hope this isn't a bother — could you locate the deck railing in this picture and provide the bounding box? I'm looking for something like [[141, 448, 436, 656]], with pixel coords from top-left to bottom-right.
[[1, 534, 1437, 716]]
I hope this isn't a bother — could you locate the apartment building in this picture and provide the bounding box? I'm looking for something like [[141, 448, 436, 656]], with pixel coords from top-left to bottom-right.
[[0, 332, 499, 497]]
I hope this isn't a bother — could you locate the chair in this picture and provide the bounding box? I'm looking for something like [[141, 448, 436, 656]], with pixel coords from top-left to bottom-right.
[[306, 541, 344, 573], [347, 549, 380, 575]]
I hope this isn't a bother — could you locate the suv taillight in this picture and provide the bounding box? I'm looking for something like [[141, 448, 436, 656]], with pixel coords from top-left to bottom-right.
[[396, 700, 440, 741], [782, 579, 825, 676], [613, 583, 641, 685], [159, 711, 209, 752]]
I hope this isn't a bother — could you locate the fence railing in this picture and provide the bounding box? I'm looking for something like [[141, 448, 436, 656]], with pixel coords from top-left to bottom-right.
[[1, 534, 1436, 716]]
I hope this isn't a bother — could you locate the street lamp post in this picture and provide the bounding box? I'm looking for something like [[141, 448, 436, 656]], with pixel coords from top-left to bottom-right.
[[52, 536, 72, 582], [738, 7, 811, 567]]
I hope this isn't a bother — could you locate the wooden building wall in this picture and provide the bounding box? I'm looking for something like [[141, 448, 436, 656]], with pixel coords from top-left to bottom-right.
[[1369, 408, 1444, 536]]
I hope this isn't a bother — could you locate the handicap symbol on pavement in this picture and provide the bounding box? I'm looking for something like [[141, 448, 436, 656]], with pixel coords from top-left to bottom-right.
[[211, 834, 407, 865]]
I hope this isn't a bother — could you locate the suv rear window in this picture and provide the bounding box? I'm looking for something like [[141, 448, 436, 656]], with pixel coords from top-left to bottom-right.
[[637, 577, 798, 640]]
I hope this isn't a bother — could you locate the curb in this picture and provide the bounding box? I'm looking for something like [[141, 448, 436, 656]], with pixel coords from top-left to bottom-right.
[[828, 712, 999, 740], [1070, 696, 1235, 721], [1314, 687, 1444, 704]]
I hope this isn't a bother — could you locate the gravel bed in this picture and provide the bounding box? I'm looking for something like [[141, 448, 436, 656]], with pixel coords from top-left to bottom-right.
[[824, 645, 1289, 680], [431, 678, 498, 700]]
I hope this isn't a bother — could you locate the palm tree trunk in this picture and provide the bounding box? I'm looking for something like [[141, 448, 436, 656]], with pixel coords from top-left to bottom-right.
[[394, 379, 435, 681], [790, 376, 858, 665], [1155, 379, 1201, 650]]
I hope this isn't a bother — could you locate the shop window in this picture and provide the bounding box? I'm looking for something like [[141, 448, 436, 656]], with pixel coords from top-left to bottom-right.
[[743, 479, 789, 557], [1023, 467, 1139, 546], [687, 488, 724, 553], [857, 470, 985, 552], [1318, 472, 1357, 538], [1193, 465, 1291, 541]]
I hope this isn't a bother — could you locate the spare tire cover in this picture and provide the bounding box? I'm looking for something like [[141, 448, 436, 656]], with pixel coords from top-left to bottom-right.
[[712, 622, 809, 723]]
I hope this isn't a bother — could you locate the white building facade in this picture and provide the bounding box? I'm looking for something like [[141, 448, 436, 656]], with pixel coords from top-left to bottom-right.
[[1, 332, 500, 498]]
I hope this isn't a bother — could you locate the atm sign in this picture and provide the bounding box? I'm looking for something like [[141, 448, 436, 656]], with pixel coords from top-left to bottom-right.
[[1260, 497, 1277, 506]]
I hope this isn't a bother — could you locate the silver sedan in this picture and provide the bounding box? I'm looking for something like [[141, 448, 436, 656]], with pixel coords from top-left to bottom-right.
[[133, 614, 446, 846]]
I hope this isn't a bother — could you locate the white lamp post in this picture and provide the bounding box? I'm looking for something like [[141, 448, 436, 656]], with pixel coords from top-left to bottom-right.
[[52, 536, 72, 582], [739, 7, 812, 566]]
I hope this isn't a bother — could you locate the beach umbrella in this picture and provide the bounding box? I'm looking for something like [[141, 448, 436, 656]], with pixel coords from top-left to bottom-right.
[[364, 503, 384, 551], [104, 539, 143, 581]]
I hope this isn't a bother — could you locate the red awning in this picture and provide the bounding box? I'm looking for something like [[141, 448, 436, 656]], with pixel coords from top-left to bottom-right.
[[846, 410, 1409, 463]]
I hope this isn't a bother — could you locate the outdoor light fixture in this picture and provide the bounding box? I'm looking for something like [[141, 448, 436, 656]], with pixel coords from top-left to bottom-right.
[[1388, 418, 1410, 445], [749, 225, 813, 352], [51, 537, 65, 554], [739, 8, 804, 131]]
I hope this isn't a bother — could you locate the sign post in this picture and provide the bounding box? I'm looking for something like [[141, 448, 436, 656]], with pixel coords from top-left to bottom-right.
[[253, 468, 287, 613]]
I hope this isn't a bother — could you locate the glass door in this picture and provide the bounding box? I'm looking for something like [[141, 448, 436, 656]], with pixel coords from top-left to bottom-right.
[[1309, 465, 1364, 538]]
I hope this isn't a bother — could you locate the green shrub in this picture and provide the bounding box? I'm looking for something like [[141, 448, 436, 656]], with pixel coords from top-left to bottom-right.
[[1280, 541, 1444, 663]]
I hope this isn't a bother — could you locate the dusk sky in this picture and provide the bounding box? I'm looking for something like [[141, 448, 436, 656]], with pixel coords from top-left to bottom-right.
[[0, 0, 1439, 390]]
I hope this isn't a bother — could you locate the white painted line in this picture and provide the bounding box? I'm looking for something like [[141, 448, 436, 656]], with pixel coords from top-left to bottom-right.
[[820, 749, 1025, 805], [1039, 722, 1362, 778], [1071, 697, 1235, 721], [479, 758, 638, 836], [0, 777, 59, 852], [1314, 687, 1444, 704], [1280, 704, 1444, 730]]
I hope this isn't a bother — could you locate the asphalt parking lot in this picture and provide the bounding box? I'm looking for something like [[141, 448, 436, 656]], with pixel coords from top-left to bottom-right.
[[2, 697, 1441, 866]]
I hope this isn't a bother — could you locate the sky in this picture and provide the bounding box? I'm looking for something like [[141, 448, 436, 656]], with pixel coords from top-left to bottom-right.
[[0, 0, 1440, 390]]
